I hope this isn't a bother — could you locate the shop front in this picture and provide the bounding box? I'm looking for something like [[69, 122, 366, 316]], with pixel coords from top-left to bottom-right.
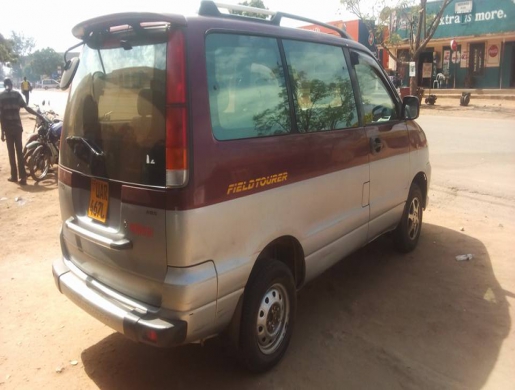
[[392, 0, 515, 89]]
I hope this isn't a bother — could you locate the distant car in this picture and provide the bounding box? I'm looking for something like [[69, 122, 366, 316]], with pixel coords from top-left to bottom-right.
[[36, 79, 60, 90]]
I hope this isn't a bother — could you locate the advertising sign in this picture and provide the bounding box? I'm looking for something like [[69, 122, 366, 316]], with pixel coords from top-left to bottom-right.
[[486, 42, 501, 67], [443, 49, 451, 76], [455, 1, 473, 14], [451, 51, 461, 64], [422, 63, 433, 78], [460, 50, 469, 68]]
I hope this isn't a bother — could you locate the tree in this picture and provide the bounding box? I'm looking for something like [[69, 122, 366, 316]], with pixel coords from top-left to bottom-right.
[[0, 33, 17, 67], [29, 48, 62, 79], [10, 32, 36, 80], [231, 0, 268, 19], [340, 0, 452, 94]]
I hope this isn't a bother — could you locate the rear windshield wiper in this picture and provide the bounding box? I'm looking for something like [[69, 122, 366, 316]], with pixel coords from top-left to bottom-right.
[[67, 136, 104, 156], [66, 136, 105, 163]]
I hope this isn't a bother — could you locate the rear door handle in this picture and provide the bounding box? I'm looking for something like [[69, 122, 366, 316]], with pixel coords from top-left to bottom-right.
[[370, 136, 383, 154], [65, 219, 133, 250]]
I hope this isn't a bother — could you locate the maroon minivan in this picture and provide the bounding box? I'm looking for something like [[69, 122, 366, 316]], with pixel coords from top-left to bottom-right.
[[53, 0, 430, 371]]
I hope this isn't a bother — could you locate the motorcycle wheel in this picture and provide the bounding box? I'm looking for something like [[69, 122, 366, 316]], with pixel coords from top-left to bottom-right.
[[24, 149, 35, 174], [29, 146, 51, 182]]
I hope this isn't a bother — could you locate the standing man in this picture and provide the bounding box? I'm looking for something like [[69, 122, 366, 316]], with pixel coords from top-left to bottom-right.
[[0, 78, 45, 185], [21, 77, 32, 105]]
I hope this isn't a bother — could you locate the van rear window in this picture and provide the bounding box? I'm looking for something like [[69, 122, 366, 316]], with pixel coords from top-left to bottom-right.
[[60, 41, 167, 186], [206, 34, 290, 140]]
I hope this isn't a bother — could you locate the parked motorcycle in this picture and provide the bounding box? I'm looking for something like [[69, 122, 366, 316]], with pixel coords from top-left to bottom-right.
[[23, 101, 61, 173], [26, 119, 62, 181]]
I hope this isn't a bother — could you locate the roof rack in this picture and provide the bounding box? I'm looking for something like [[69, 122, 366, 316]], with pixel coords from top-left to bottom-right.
[[198, 1, 351, 40]]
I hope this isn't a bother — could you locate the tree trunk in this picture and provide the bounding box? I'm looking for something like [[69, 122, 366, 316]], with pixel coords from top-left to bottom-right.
[[410, 76, 418, 96]]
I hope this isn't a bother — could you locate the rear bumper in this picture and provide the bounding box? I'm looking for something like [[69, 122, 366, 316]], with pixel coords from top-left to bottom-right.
[[52, 257, 187, 347]]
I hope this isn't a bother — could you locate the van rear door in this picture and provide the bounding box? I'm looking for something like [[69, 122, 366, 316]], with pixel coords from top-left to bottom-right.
[[59, 26, 171, 306]]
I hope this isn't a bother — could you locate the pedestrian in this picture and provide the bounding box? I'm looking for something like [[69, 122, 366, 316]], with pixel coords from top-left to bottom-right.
[[21, 77, 32, 105], [0, 78, 46, 185]]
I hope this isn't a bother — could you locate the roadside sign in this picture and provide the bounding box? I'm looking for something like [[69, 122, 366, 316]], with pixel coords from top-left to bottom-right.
[[409, 62, 416, 77], [488, 45, 499, 58], [455, 1, 473, 14]]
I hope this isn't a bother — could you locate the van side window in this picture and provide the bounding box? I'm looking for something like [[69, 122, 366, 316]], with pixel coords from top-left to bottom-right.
[[206, 34, 290, 140], [282, 40, 358, 132], [351, 51, 398, 125]]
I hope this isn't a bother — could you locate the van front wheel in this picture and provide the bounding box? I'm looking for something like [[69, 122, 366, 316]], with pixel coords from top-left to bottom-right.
[[239, 260, 296, 372], [394, 183, 423, 253]]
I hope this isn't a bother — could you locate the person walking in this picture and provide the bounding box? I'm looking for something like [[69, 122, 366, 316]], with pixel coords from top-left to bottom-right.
[[0, 78, 45, 185], [21, 77, 32, 105]]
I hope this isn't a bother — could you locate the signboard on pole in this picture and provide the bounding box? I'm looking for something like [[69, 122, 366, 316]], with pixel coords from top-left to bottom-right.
[[409, 62, 416, 77], [455, 1, 473, 14]]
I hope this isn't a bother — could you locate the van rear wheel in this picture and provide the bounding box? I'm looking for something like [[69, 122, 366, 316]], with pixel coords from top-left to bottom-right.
[[394, 183, 423, 253], [239, 260, 296, 372]]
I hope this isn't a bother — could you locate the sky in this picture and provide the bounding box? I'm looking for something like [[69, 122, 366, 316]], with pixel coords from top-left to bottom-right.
[[0, 0, 356, 53]]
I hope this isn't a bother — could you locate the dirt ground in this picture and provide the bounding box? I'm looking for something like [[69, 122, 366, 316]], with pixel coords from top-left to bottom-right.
[[1, 101, 514, 389]]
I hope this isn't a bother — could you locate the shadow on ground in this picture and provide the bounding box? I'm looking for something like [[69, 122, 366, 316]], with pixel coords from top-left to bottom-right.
[[81, 224, 510, 390]]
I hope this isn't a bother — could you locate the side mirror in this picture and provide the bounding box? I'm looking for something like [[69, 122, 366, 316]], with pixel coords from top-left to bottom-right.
[[402, 96, 420, 120], [60, 57, 80, 90]]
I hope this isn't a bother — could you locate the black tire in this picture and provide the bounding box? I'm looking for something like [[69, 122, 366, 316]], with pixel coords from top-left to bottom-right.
[[394, 183, 423, 253], [29, 146, 51, 181], [24, 148, 35, 174], [239, 260, 296, 372]]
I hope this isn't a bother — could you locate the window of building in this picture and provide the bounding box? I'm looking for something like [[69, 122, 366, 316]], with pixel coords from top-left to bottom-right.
[[282, 40, 359, 132], [351, 50, 399, 125], [206, 34, 290, 141]]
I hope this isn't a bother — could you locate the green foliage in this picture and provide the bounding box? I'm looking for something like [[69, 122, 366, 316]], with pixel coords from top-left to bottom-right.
[[0, 33, 17, 66], [30, 48, 62, 79], [231, 0, 268, 19], [11, 32, 35, 58], [10, 32, 36, 80]]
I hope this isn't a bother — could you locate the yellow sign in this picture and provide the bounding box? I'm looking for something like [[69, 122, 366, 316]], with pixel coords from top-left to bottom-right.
[[88, 178, 109, 223]]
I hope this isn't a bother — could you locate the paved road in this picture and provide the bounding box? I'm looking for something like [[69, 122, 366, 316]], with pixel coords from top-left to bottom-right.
[[417, 115, 515, 206]]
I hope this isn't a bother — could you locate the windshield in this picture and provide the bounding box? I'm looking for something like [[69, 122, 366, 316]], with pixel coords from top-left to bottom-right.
[[61, 38, 167, 186]]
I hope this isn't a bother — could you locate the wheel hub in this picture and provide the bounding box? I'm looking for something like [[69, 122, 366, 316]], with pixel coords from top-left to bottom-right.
[[407, 197, 421, 240], [256, 283, 290, 355]]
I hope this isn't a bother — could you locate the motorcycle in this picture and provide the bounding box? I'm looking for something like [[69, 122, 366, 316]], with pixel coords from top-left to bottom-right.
[[26, 118, 62, 181], [23, 101, 61, 172]]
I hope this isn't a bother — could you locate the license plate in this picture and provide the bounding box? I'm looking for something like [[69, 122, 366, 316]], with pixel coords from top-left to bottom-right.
[[88, 178, 109, 223]]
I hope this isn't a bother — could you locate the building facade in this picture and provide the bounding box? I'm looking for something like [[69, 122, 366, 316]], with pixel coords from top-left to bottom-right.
[[392, 0, 515, 89]]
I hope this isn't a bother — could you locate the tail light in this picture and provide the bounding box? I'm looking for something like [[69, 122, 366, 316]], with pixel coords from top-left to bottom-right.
[[166, 29, 188, 187]]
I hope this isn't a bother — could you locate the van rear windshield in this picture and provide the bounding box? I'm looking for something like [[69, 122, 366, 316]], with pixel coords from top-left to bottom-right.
[[60, 40, 167, 186]]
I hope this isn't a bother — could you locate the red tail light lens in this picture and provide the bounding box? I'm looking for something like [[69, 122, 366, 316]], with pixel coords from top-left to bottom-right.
[[166, 29, 188, 187], [166, 107, 188, 184]]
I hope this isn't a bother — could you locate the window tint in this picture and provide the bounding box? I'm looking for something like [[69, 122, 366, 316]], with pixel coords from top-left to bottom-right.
[[206, 34, 290, 140], [61, 40, 167, 186], [282, 40, 358, 132], [351, 51, 398, 125]]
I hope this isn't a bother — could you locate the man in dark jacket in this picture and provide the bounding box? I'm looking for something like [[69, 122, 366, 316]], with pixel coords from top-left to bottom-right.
[[0, 78, 45, 185]]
